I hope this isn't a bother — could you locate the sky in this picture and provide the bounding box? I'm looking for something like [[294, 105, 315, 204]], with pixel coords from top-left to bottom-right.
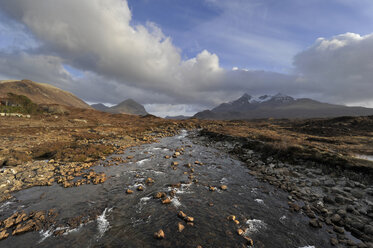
[[0, 0, 373, 117]]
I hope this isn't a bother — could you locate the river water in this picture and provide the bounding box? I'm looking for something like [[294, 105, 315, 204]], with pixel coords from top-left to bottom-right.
[[0, 130, 334, 248]]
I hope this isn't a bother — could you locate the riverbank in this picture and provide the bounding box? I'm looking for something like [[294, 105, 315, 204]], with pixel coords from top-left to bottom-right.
[[198, 130, 373, 247]]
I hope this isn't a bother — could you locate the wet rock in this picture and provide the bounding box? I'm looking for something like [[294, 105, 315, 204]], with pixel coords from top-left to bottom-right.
[[154, 192, 166, 199], [162, 198, 171, 204], [209, 186, 217, 191], [164, 155, 171, 159], [233, 220, 240, 225], [220, 185, 228, 190], [194, 161, 202, 165], [145, 177, 155, 184], [333, 225, 344, 234], [178, 211, 187, 219], [126, 156, 134, 159], [12, 220, 35, 235], [0, 230, 9, 240], [309, 219, 322, 228], [171, 161, 179, 166], [3, 214, 17, 229], [288, 202, 301, 212], [126, 189, 134, 194], [243, 236, 254, 246], [330, 237, 339, 246], [178, 222, 185, 232], [154, 229, 165, 239], [15, 212, 28, 224], [227, 215, 236, 221], [237, 228, 244, 235], [137, 186, 144, 191], [331, 214, 342, 224], [364, 225, 373, 236]]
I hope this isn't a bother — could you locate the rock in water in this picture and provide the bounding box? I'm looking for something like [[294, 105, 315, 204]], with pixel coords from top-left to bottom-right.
[[154, 229, 165, 239], [178, 222, 185, 232]]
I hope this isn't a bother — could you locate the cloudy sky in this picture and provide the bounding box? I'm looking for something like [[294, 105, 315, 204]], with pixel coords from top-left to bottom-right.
[[0, 0, 373, 116]]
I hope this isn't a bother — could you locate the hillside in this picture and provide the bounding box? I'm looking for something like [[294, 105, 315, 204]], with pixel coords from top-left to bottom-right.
[[194, 93, 373, 120], [0, 79, 90, 109], [91, 99, 148, 115]]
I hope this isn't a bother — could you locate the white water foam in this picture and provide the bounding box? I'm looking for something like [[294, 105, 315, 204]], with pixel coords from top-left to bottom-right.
[[279, 215, 287, 221], [220, 177, 229, 184], [0, 201, 13, 212], [171, 197, 182, 208], [254, 199, 264, 204], [245, 219, 267, 235], [97, 207, 113, 239], [38, 228, 53, 243], [136, 196, 152, 213], [152, 147, 161, 150], [298, 246, 315, 248], [136, 159, 149, 165], [177, 130, 188, 139]]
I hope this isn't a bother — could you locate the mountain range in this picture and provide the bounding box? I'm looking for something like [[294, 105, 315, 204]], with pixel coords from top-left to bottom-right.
[[194, 93, 373, 120], [91, 99, 148, 116]]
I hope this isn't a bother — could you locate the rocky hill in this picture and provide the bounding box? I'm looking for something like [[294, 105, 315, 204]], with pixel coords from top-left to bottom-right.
[[91, 99, 148, 115], [194, 93, 373, 120], [0, 79, 90, 109]]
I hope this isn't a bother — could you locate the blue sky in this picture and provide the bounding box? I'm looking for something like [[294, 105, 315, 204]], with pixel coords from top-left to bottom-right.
[[0, 0, 373, 116], [127, 0, 373, 72]]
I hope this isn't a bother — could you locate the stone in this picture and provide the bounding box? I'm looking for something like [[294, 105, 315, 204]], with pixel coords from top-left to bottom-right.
[[0, 230, 9, 240], [330, 237, 339, 246], [333, 225, 344, 234], [154, 192, 166, 199], [220, 185, 228, 190], [12, 220, 35, 235], [174, 152, 180, 157], [162, 198, 171, 204], [126, 156, 134, 159], [309, 219, 322, 228], [209, 186, 217, 191], [15, 212, 27, 224], [126, 189, 134, 194], [227, 215, 236, 221], [331, 214, 341, 224], [237, 228, 244, 235], [178, 222, 185, 232], [178, 211, 187, 219], [244, 237, 254, 246], [186, 216, 194, 222], [145, 177, 155, 184], [171, 161, 179, 166], [137, 186, 144, 191], [154, 229, 165, 239], [233, 220, 240, 225], [164, 155, 171, 159]]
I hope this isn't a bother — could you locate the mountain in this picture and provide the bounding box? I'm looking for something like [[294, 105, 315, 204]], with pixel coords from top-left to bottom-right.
[[91, 99, 148, 116], [194, 93, 373, 120], [91, 103, 109, 111], [0, 79, 90, 109], [165, 115, 191, 120]]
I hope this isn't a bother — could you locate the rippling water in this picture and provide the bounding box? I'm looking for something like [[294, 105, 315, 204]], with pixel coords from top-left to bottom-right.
[[0, 131, 334, 247]]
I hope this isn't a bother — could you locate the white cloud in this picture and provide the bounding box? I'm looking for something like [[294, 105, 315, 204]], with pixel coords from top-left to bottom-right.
[[294, 32, 373, 105], [0, 1, 373, 116]]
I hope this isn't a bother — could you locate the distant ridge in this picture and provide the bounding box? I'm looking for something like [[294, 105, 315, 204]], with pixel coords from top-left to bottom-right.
[[91, 99, 148, 116], [194, 93, 373, 120], [0, 79, 90, 109]]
